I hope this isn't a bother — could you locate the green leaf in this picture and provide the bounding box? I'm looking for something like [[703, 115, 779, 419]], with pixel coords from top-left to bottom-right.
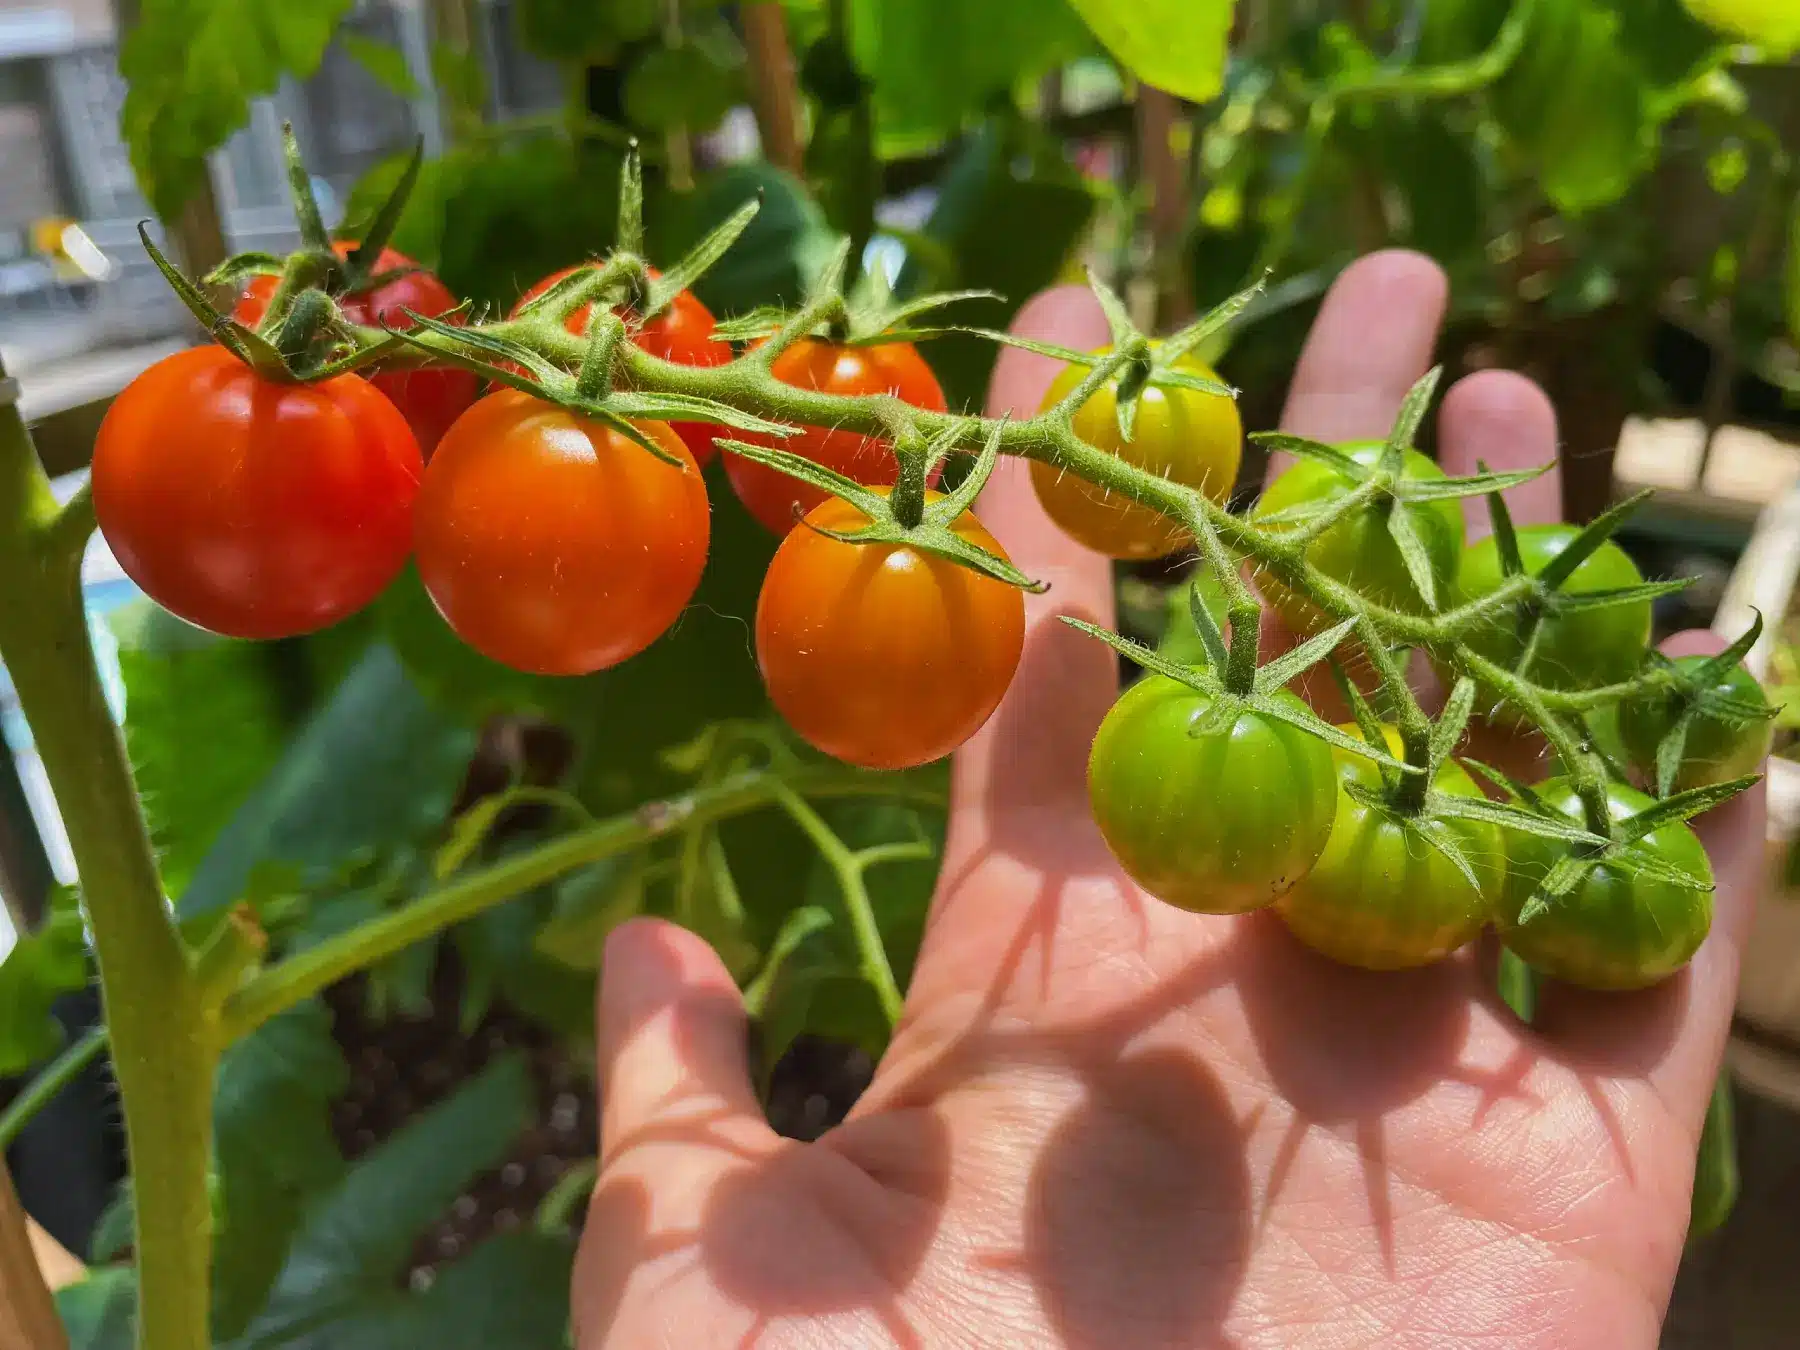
[[211, 1001, 350, 1339], [1688, 1069, 1739, 1241], [120, 0, 354, 220], [847, 0, 1093, 152], [0, 887, 88, 1076], [1787, 188, 1800, 346], [111, 605, 299, 898], [1682, 0, 1800, 52], [516, 0, 654, 62], [430, 41, 488, 127], [1065, 0, 1235, 103], [341, 32, 420, 98], [1489, 0, 1659, 215], [225, 1056, 547, 1350], [1497, 947, 1539, 1023], [179, 645, 478, 918], [455, 885, 597, 1041], [57, 1266, 137, 1350], [622, 42, 745, 134], [534, 855, 650, 971]]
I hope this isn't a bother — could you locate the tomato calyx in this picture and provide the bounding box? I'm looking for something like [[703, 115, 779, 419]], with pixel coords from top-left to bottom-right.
[[727, 416, 1042, 591], [1068, 579, 1419, 776], [1633, 612, 1779, 797], [1467, 756, 1752, 926], [713, 236, 1002, 350], [1333, 672, 1603, 893], [1255, 370, 1550, 614]]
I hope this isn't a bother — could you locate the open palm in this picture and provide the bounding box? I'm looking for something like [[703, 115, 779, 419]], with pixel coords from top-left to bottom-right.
[[574, 252, 1767, 1350]]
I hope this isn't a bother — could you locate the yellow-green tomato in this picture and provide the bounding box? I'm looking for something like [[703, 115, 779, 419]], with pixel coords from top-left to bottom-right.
[[1618, 656, 1773, 794], [1087, 677, 1337, 913], [1494, 778, 1713, 992], [1276, 725, 1498, 970], [1032, 349, 1242, 560], [1252, 442, 1464, 635]]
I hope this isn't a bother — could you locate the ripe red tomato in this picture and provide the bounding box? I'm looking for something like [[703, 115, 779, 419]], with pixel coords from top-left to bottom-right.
[[756, 491, 1024, 769], [726, 339, 948, 534], [234, 241, 477, 455], [413, 389, 710, 676], [510, 265, 731, 465], [92, 345, 422, 639]]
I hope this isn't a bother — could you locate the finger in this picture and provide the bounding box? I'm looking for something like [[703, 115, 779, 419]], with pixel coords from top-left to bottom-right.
[[1437, 369, 1562, 540], [1533, 630, 1769, 1135], [596, 918, 776, 1166], [1274, 249, 1449, 458], [952, 285, 1117, 823]]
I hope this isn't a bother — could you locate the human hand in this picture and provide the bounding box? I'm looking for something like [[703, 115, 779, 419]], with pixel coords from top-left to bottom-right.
[[572, 252, 1767, 1349]]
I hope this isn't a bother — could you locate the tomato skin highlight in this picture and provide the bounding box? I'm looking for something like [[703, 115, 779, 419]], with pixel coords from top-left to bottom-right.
[[1030, 349, 1242, 560], [755, 492, 1024, 770], [1087, 681, 1337, 913], [1451, 523, 1652, 722], [92, 345, 422, 640], [234, 243, 477, 455], [727, 339, 948, 534], [1618, 656, 1773, 793], [510, 265, 731, 465], [1275, 725, 1496, 970], [1253, 441, 1464, 634], [413, 390, 710, 676], [1494, 777, 1713, 992]]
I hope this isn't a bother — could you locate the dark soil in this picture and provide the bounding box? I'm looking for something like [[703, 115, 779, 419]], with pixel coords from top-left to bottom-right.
[[323, 953, 875, 1278]]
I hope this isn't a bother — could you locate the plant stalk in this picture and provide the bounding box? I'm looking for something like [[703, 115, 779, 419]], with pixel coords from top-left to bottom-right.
[[0, 360, 215, 1350]]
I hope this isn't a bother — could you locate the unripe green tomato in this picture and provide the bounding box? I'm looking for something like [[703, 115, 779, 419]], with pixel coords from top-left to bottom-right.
[[1251, 442, 1464, 636], [1087, 678, 1337, 913], [1276, 725, 1498, 970], [1494, 777, 1713, 992], [1619, 656, 1773, 793], [1451, 523, 1652, 724]]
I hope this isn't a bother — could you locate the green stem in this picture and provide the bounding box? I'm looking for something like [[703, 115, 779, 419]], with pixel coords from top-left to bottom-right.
[[0, 1025, 108, 1151], [769, 783, 905, 1025], [1353, 615, 1433, 811], [223, 765, 937, 1040], [0, 361, 214, 1350]]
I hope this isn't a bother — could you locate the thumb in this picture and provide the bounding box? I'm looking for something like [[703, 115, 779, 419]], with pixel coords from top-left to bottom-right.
[[597, 918, 777, 1165]]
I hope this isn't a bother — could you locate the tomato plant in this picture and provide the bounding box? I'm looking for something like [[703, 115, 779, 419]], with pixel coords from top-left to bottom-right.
[[91, 344, 422, 640], [1494, 777, 1714, 991], [755, 490, 1024, 769], [727, 339, 948, 534], [1454, 523, 1653, 717], [1620, 655, 1774, 794], [1275, 724, 1496, 970], [510, 264, 732, 464], [412, 390, 710, 676], [1087, 679, 1337, 913], [1032, 349, 1242, 559], [234, 242, 478, 455], [1253, 441, 1464, 634]]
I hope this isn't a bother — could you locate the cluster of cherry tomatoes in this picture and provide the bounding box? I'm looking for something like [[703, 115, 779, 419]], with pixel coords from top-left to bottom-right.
[[87, 244, 1771, 993], [88, 249, 1025, 772], [1046, 382, 1770, 993]]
